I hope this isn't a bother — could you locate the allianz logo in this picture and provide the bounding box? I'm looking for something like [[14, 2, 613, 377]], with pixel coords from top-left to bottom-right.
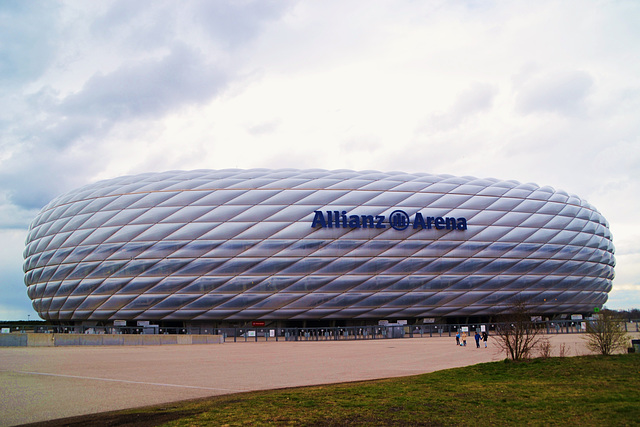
[[311, 210, 468, 231]]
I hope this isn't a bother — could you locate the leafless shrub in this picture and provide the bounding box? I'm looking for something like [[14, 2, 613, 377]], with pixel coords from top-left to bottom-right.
[[539, 338, 552, 358], [583, 309, 630, 355], [493, 299, 543, 361], [558, 343, 568, 358]]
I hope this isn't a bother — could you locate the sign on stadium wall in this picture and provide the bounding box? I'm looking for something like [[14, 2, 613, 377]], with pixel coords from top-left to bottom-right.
[[311, 209, 468, 231]]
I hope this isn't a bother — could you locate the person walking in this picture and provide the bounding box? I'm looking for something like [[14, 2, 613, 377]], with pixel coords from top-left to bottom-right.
[[455, 332, 460, 346], [481, 331, 488, 348], [474, 331, 481, 348]]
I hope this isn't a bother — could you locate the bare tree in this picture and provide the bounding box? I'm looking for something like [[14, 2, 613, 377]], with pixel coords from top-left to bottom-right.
[[583, 309, 630, 355], [494, 299, 543, 361]]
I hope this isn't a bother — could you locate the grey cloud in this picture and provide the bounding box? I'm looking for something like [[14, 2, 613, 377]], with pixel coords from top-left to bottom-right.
[[61, 44, 228, 120], [451, 82, 497, 118], [0, 144, 101, 211], [4, 184, 56, 213], [0, 199, 40, 229], [515, 70, 593, 116], [0, 33, 232, 219], [423, 82, 497, 130], [91, 0, 293, 50], [340, 138, 381, 154], [248, 119, 281, 135], [193, 0, 292, 47], [19, 43, 232, 152], [90, 0, 177, 49], [0, 254, 37, 320]]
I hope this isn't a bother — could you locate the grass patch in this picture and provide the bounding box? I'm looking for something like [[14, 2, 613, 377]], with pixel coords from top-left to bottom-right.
[[38, 354, 640, 426]]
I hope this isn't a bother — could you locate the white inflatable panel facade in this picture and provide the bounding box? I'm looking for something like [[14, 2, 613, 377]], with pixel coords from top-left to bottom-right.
[[23, 169, 615, 322]]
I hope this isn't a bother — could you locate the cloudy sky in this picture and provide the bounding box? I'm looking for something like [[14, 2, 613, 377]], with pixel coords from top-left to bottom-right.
[[1, 0, 638, 320]]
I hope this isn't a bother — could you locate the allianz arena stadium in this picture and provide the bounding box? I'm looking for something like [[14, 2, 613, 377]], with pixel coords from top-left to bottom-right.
[[23, 169, 615, 328]]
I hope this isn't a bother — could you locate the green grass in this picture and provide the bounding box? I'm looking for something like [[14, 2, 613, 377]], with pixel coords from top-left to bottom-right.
[[78, 355, 640, 426]]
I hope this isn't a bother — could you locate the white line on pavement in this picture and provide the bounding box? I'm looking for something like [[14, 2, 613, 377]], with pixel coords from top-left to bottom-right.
[[3, 370, 246, 393]]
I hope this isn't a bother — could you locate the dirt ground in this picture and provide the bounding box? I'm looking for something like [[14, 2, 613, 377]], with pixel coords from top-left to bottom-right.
[[1, 332, 637, 427]]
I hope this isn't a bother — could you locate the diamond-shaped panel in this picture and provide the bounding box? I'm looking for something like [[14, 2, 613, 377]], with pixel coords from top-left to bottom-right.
[[23, 169, 615, 321]]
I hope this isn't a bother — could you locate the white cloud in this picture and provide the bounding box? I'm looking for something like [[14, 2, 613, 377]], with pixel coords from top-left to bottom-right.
[[606, 283, 640, 311]]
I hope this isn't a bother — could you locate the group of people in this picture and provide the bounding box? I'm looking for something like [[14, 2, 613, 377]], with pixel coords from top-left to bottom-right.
[[455, 330, 488, 348]]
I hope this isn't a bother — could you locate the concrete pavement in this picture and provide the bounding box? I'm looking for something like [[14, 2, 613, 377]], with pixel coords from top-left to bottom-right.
[[0, 333, 632, 426]]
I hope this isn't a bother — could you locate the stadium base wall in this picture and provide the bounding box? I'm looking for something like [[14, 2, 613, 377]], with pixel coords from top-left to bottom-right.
[[0, 333, 223, 347]]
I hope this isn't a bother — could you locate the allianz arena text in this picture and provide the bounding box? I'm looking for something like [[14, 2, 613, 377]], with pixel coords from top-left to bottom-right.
[[23, 169, 615, 327]]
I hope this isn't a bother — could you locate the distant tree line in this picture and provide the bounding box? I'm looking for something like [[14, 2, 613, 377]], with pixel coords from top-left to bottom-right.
[[613, 307, 640, 319]]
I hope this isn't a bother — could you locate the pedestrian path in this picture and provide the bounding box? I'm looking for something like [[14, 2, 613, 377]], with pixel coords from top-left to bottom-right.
[[0, 333, 625, 426]]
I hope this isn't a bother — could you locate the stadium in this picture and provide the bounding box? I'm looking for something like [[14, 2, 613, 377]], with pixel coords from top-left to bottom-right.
[[23, 169, 615, 329]]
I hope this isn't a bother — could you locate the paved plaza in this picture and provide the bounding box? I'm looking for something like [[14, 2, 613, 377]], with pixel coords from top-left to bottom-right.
[[0, 333, 632, 426]]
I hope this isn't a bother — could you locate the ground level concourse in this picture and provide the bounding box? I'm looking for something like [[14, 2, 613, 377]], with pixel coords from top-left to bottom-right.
[[2, 333, 638, 426]]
